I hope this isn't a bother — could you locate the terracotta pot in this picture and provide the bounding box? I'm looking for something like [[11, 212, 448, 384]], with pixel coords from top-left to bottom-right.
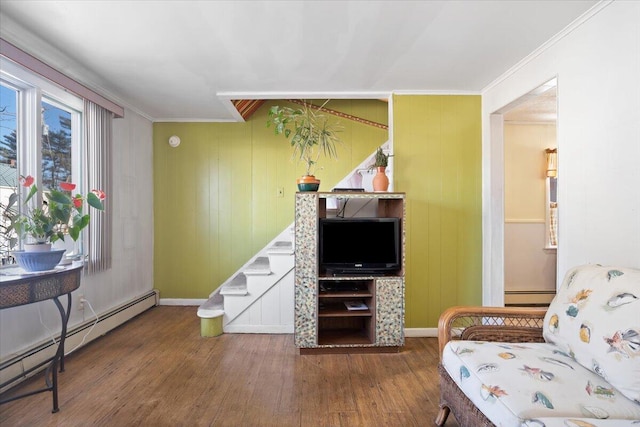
[[296, 175, 321, 192], [372, 167, 389, 192]]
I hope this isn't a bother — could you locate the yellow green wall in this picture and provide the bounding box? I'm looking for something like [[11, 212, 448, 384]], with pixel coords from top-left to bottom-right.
[[154, 95, 482, 328], [393, 95, 482, 327], [153, 100, 388, 298]]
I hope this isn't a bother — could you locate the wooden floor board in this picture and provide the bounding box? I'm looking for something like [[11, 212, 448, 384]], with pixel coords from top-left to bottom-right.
[[0, 306, 459, 426]]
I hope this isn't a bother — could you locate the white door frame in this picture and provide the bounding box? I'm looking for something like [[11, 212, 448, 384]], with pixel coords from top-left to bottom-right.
[[483, 113, 506, 307], [483, 78, 558, 307]]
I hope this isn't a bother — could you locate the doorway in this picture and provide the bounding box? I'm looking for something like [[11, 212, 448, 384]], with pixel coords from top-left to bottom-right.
[[494, 79, 558, 306]]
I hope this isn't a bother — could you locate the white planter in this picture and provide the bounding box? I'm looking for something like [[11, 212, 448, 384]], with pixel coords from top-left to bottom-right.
[[23, 243, 52, 252]]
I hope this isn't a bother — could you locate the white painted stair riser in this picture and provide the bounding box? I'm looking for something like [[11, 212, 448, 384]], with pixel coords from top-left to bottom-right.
[[266, 254, 294, 275]]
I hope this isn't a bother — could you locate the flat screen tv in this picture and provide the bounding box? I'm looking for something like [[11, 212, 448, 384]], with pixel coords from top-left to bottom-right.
[[318, 217, 401, 275]]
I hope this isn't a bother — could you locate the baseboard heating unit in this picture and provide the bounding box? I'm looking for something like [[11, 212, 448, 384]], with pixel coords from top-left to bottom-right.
[[0, 289, 159, 393]]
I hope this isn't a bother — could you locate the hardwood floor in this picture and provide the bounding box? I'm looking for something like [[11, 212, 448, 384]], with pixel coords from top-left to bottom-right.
[[0, 306, 459, 426]]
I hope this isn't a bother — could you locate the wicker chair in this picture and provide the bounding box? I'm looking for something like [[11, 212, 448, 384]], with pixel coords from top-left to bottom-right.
[[434, 306, 547, 427]]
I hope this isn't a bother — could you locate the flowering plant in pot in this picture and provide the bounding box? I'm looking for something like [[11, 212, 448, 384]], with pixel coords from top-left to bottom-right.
[[2, 175, 105, 270], [267, 101, 343, 191]]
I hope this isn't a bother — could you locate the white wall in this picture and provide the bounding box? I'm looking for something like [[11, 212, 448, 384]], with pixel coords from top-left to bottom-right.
[[0, 108, 154, 359], [482, 1, 640, 305]]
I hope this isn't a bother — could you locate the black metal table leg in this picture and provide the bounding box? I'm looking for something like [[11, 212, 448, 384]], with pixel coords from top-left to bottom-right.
[[49, 295, 70, 413], [59, 293, 72, 373]]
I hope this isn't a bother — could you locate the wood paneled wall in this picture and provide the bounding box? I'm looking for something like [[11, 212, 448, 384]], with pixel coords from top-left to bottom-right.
[[153, 100, 388, 299], [393, 95, 482, 327]]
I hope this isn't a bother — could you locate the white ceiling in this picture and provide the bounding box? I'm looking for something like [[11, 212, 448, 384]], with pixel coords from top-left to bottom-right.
[[504, 84, 557, 123], [0, 1, 596, 122]]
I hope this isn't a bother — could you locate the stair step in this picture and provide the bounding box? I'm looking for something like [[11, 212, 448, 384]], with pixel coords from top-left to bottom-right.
[[267, 252, 294, 275], [268, 241, 293, 255], [197, 296, 224, 318], [220, 273, 248, 295], [243, 256, 271, 276]]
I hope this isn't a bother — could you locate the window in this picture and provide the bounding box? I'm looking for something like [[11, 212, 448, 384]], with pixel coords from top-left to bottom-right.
[[41, 99, 74, 189], [544, 148, 558, 249], [546, 176, 558, 249], [1, 39, 118, 272], [1, 57, 84, 261], [0, 83, 18, 263]]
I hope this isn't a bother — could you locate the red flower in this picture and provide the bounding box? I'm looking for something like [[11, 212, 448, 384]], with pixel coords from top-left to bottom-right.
[[92, 189, 106, 200], [20, 175, 34, 187], [73, 196, 83, 208], [60, 182, 77, 191]]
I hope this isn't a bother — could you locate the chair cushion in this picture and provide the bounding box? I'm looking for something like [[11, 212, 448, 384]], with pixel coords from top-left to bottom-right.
[[542, 264, 640, 403], [441, 340, 640, 426], [526, 419, 639, 427]]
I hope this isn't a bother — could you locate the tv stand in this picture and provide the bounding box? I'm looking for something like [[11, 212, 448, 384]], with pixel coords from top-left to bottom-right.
[[294, 192, 406, 354]]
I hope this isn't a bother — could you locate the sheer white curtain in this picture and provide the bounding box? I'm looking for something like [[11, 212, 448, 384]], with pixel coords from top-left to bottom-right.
[[83, 100, 112, 273]]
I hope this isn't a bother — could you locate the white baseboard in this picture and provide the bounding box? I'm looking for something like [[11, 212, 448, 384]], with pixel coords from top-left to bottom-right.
[[404, 328, 438, 338], [160, 298, 205, 306], [0, 290, 159, 393]]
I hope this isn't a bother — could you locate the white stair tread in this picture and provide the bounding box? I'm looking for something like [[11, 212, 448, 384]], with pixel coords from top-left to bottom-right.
[[198, 293, 224, 319], [197, 297, 224, 318], [243, 256, 271, 275], [197, 309, 224, 318], [220, 273, 248, 295], [268, 241, 293, 254]]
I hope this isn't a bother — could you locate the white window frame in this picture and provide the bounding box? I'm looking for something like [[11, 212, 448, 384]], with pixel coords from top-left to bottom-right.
[[1, 57, 84, 252]]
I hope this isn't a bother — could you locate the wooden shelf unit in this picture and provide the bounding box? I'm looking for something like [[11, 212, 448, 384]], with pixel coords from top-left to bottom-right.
[[318, 279, 375, 345], [294, 192, 406, 354]]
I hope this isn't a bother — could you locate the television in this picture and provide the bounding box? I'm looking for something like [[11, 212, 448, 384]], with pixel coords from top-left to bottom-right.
[[318, 217, 401, 275]]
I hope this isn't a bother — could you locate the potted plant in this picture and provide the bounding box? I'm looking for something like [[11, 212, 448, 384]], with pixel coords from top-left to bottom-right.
[[2, 175, 106, 271], [369, 147, 391, 192], [267, 101, 343, 191]]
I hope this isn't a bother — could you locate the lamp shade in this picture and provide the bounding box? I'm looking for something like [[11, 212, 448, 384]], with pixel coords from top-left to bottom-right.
[[545, 148, 557, 177]]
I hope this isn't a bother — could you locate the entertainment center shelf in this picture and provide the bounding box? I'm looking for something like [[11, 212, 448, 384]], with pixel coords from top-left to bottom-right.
[[318, 278, 375, 346], [294, 192, 406, 354]]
